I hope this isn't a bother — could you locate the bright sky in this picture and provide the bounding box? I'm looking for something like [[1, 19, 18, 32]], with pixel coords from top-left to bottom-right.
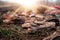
[[1, 0, 38, 8], [1, 0, 38, 4], [1, 0, 57, 10]]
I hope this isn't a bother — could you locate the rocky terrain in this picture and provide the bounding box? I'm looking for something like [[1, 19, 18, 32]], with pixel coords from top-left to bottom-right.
[[0, 1, 60, 40]]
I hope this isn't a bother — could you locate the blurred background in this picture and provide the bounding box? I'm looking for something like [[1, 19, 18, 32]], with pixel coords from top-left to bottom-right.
[[0, 0, 60, 12], [0, 0, 60, 6], [0, 0, 60, 7]]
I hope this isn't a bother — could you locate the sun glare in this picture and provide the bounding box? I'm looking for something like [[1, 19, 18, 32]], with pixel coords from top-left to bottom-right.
[[5, 0, 38, 9], [18, 0, 38, 7]]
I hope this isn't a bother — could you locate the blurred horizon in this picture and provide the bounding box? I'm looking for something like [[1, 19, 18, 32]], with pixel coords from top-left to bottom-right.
[[0, 0, 60, 6]]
